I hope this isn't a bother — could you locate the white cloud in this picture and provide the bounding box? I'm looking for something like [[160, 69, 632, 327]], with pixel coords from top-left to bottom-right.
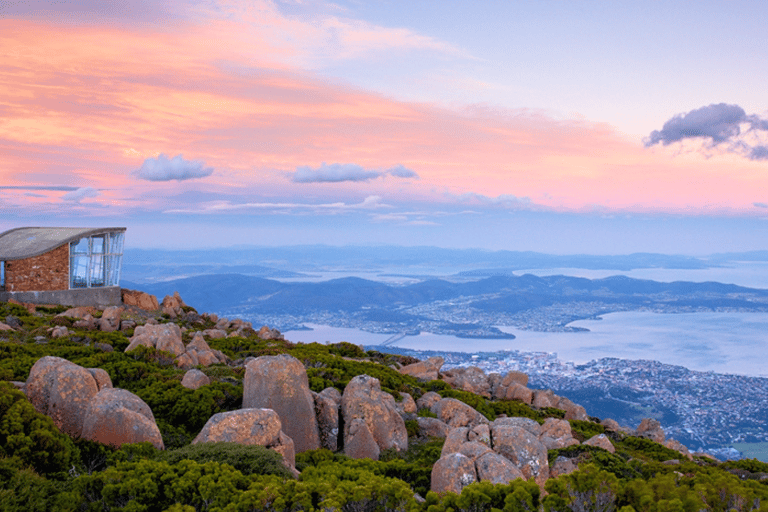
[[163, 195, 389, 214], [292, 163, 419, 183], [135, 154, 213, 181], [61, 187, 99, 202]]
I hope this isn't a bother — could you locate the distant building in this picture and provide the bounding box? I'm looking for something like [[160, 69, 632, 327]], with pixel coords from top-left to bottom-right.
[[0, 227, 126, 307]]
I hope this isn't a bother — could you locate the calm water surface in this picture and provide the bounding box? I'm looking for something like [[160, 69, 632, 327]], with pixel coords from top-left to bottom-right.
[[285, 312, 768, 377]]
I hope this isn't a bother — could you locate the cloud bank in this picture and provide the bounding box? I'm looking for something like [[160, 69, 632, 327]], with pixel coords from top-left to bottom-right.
[[292, 163, 419, 183], [61, 187, 99, 202], [135, 154, 214, 181], [645, 103, 768, 160]]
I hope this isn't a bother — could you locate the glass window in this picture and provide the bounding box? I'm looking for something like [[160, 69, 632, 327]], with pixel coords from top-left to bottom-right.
[[71, 238, 89, 254], [69, 231, 125, 289], [70, 253, 89, 288], [91, 235, 105, 254], [1, 261, 5, 288]]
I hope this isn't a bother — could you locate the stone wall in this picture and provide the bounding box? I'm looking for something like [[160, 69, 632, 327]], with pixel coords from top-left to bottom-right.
[[3, 244, 69, 292]]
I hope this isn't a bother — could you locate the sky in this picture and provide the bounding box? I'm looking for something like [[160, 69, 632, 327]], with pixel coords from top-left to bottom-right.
[[1, 0, 767, 254]]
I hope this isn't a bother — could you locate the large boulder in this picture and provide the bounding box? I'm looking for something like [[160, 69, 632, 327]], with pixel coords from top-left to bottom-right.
[[126, 323, 185, 356], [636, 418, 666, 443], [583, 434, 615, 453], [121, 289, 160, 311], [98, 306, 123, 332], [181, 369, 210, 390], [417, 417, 451, 439], [81, 388, 164, 450], [25, 356, 101, 437], [416, 391, 442, 411], [341, 375, 408, 453], [344, 418, 380, 460], [431, 453, 476, 494], [315, 387, 342, 451], [475, 451, 525, 485], [491, 423, 549, 486], [441, 366, 491, 397], [556, 396, 589, 421], [431, 397, 489, 429], [539, 418, 580, 450], [192, 408, 295, 468], [243, 354, 320, 453], [398, 356, 444, 381]]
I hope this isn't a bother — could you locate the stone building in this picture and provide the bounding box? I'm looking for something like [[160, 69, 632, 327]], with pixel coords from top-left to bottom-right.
[[0, 227, 126, 306]]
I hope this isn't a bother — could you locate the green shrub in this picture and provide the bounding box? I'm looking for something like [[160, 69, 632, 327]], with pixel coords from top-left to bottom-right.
[[157, 442, 293, 478], [569, 419, 606, 441]]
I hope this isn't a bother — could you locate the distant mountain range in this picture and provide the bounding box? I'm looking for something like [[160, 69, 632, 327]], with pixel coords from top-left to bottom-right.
[[123, 273, 768, 337]]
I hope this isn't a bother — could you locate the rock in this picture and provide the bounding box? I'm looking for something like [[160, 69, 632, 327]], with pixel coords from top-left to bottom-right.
[[51, 326, 69, 338], [181, 369, 210, 390], [441, 427, 470, 456], [0, 321, 15, 331], [502, 371, 529, 388], [416, 391, 442, 411], [215, 317, 231, 330], [459, 441, 493, 460], [73, 314, 96, 330], [257, 325, 284, 340], [492, 417, 542, 437], [491, 424, 549, 486], [431, 453, 476, 495], [637, 418, 665, 443], [192, 408, 295, 469], [341, 375, 408, 453], [491, 372, 531, 401], [557, 397, 589, 421], [664, 439, 693, 460], [58, 307, 96, 320], [175, 353, 196, 370], [121, 289, 160, 311], [25, 356, 100, 437], [475, 451, 525, 484], [583, 434, 615, 453], [431, 397, 489, 429], [126, 323, 185, 356], [187, 332, 212, 352], [87, 368, 113, 390], [315, 387, 342, 451], [95, 342, 113, 353], [468, 423, 491, 445], [503, 383, 534, 404], [539, 418, 580, 450], [344, 418, 380, 460], [120, 319, 136, 332], [195, 350, 220, 367], [417, 417, 451, 439], [395, 393, 417, 416], [531, 389, 555, 409], [161, 294, 183, 319], [601, 419, 622, 432], [81, 388, 164, 450], [98, 306, 123, 332], [243, 354, 321, 453], [550, 456, 579, 478], [398, 357, 444, 381], [202, 329, 227, 339], [441, 366, 491, 397]]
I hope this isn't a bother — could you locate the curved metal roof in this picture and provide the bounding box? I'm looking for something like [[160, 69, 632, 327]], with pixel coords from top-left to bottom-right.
[[0, 227, 126, 261]]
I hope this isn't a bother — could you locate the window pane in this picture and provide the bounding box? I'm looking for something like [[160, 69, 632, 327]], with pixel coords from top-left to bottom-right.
[[71, 238, 89, 254], [109, 232, 124, 254], [91, 235, 105, 254], [89, 255, 105, 287], [70, 255, 88, 288], [106, 255, 122, 286]]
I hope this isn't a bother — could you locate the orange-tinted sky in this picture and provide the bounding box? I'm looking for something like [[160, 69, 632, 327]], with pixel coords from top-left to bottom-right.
[[1, 1, 767, 253]]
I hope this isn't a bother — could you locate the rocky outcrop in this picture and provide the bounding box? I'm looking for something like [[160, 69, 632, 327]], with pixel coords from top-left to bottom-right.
[[81, 388, 164, 449], [490, 421, 549, 487], [583, 434, 615, 453], [98, 306, 123, 332], [192, 408, 296, 469], [243, 354, 320, 453], [664, 439, 693, 460], [181, 369, 210, 390], [161, 293, 185, 319], [539, 418, 580, 450], [431, 453, 476, 495], [126, 323, 186, 356], [550, 456, 578, 478], [121, 289, 160, 311], [636, 418, 666, 443], [257, 326, 284, 340], [441, 366, 491, 397], [341, 374, 408, 455], [315, 387, 342, 451], [417, 417, 451, 439], [431, 397, 489, 429], [25, 356, 103, 437], [416, 391, 442, 411], [344, 418, 380, 460], [399, 356, 444, 381], [395, 393, 417, 416], [0, 321, 15, 331], [475, 451, 525, 484]]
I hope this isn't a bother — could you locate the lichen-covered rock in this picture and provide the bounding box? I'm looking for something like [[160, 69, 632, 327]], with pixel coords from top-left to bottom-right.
[[583, 434, 615, 453], [664, 439, 693, 460], [539, 418, 580, 450], [557, 396, 589, 421], [491, 371, 530, 400], [344, 418, 380, 460], [531, 389, 555, 409], [181, 369, 210, 390], [441, 366, 491, 397], [468, 423, 491, 445], [416, 391, 442, 411], [193, 408, 282, 446], [25, 356, 100, 437], [458, 441, 493, 461], [550, 456, 578, 478], [121, 289, 160, 311], [502, 382, 534, 403], [0, 321, 14, 331], [98, 306, 123, 332], [637, 418, 666, 443], [341, 374, 408, 453], [431, 453, 476, 494], [417, 417, 450, 439], [126, 323, 185, 356], [395, 393, 417, 416], [243, 354, 320, 453], [491, 424, 549, 486], [81, 388, 164, 450], [398, 356, 444, 381], [161, 294, 183, 319], [475, 451, 525, 484], [441, 427, 470, 456], [87, 368, 113, 391], [492, 417, 542, 437], [315, 387, 341, 451], [431, 397, 489, 429]]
